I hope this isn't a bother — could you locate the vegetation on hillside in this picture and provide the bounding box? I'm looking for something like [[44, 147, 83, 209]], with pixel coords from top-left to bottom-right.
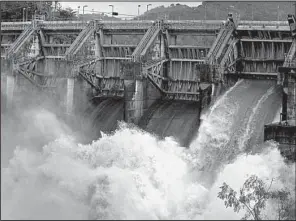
[[0, 1, 77, 21], [138, 1, 295, 21], [53, 4, 77, 20], [1, 1, 51, 21]]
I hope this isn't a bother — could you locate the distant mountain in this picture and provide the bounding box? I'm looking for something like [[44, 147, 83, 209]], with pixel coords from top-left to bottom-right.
[[136, 1, 295, 21]]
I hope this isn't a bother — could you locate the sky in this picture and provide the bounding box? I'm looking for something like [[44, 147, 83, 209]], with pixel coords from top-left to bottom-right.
[[59, 2, 202, 18]]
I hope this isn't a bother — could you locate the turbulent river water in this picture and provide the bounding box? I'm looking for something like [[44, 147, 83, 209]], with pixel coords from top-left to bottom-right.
[[1, 79, 295, 220]]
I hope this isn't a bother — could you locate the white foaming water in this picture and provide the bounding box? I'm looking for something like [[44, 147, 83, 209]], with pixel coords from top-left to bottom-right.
[[1, 82, 295, 220], [189, 80, 247, 177], [1, 122, 208, 220], [238, 86, 275, 150], [205, 79, 244, 119]]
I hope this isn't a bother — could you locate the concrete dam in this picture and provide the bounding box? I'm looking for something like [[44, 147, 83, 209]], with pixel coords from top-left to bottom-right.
[[1, 12, 296, 220], [1, 15, 295, 154]]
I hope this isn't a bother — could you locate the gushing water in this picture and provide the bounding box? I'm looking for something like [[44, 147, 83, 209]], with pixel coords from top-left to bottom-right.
[[238, 85, 275, 150], [1, 80, 294, 220]]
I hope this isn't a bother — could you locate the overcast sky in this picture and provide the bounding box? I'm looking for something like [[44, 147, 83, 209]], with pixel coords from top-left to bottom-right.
[[59, 2, 202, 18]]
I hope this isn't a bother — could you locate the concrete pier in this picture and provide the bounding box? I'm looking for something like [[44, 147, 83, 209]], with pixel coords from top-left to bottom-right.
[[5, 75, 15, 109], [121, 60, 160, 124], [66, 78, 74, 115], [122, 61, 142, 123], [287, 71, 296, 121], [133, 79, 145, 123], [264, 66, 296, 161], [123, 79, 135, 123]]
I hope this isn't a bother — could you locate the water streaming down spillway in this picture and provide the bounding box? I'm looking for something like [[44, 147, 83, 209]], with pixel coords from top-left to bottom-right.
[[79, 98, 124, 142], [189, 79, 283, 186], [1, 79, 295, 220], [138, 100, 201, 147]]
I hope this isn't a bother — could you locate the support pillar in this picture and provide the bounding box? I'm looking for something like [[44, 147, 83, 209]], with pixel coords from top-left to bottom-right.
[[95, 32, 102, 57], [282, 86, 288, 121], [134, 79, 145, 122], [66, 77, 74, 115], [6, 75, 15, 110], [124, 78, 136, 123], [95, 33, 102, 75], [278, 67, 296, 123], [287, 70, 296, 121], [160, 34, 165, 58], [211, 83, 216, 97], [122, 61, 145, 124]]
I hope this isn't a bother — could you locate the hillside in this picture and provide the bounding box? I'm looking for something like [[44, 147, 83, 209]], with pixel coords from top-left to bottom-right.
[[137, 1, 295, 21]]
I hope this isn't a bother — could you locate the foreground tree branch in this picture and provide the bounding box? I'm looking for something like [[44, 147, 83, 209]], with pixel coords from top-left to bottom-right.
[[217, 175, 295, 220]]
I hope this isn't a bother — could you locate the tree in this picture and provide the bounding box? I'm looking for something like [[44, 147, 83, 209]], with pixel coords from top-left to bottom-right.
[[1, 1, 52, 20], [218, 175, 295, 220], [54, 6, 77, 20], [0, 1, 76, 21]]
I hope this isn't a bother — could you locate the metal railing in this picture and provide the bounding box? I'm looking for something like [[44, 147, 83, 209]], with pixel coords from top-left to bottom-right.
[[3, 19, 272, 31], [131, 21, 161, 61], [6, 24, 35, 58], [39, 20, 87, 30], [220, 38, 238, 67], [65, 21, 94, 57], [167, 20, 223, 29], [1, 19, 33, 22], [237, 20, 289, 26], [207, 26, 232, 63], [283, 39, 296, 67]]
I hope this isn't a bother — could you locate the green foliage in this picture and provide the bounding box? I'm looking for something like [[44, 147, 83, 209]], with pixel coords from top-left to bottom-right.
[[218, 175, 295, 220]]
